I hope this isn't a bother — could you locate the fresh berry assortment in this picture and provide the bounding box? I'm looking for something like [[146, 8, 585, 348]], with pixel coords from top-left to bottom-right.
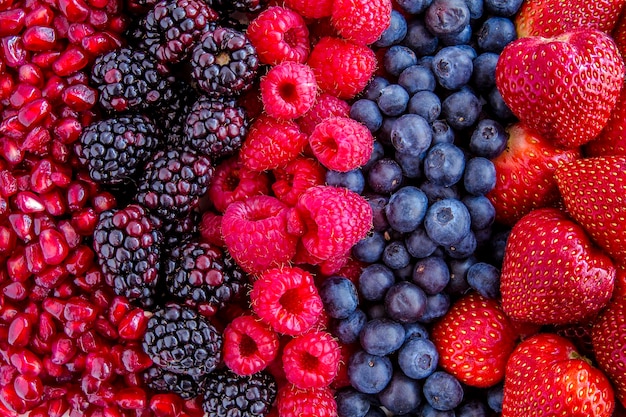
[[2, 0, 626, 416]]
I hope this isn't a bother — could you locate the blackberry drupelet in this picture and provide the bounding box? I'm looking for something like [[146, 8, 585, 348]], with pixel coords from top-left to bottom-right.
[[164, 240, 248, 317], [143, 365, 207, 399], [135, 148, 214, 222], [203, 369, 277, 417], [91, 47, 174, 113], [161, 210, 201, 251], [142, 303, 222, 377], [183, 96, 248, 161], [93, 204, 163, 307], [156, 80, 199, 147], [78, 114, 161, 186], [190, 26, 259, 98]]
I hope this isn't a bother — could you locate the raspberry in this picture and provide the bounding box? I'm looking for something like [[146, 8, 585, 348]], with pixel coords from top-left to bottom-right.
[[260, 61, 318, 120], [271, 157, 326, 207], [282, 0, 334, 19], [208, 155, 270, 213], [276, 385, 337, 417], [306, 36, 377, 99], [331, 0, 393, 45], [223, 315, 280, 375], [199, 211, 225, 247], [247, 6, 311, 65], [308, 116, 374, 172], [297, 93, 351, 136], [222, 195, 299, 274], [239, 115, 308, 172], [295, 185, 373, 261], [250, 266, 323, 335], [282, 330, 340, 389]]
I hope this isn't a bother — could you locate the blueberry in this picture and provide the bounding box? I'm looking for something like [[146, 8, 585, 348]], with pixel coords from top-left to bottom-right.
[[374, 10, 408, 48], [395, 150, 424, 179], [423, 371, 464, 411], [424, 198, 471, 246], [463, 157, 496, 195], [469, 118, 508, 158], [441, 87, 482, 130], [384, 281, 428, 323], [412, 256, 450, 295], [366, 194, 390, 231], [432, 46, 473, 90], [377, 116, 398, 146], [403, 18, 439, 56], [364, 407, 386, 417], [445, 229, 477, 258], [456, 44, 478, 60], [467, 261, 501, 299], [385, 186, 429, 233], [348, 350, 393, 394], [464, 0, 483, 19], [330, 308, 367, 344], [408, 91, 441, 123], [326, 169, 366, 194], [404, 322, 430, 341], [462, 195, 496, 230], [447, 256, 477, 295], [363, 140, 385, 173], [477, 17, 517, 53], [378, 84, 411, 117], [425, 0, 471, 39], [418, 55, 435, 70], [353, 231, 386, 263], [419, 293, 451, 323], [420, 180, 461, 205], [431, 120, 455, 144], [335, 388, 372, 417], [396, 0, 433, 14], [399, 65, 437, 94], [367, 304, 387, 320], [490, 227, 510, 266], [484, 0, 524, 17], [487, 87, 515, 120], [471, 52, 499, 92], [424, 142, 466, 187], [394, 261, 416, 282], [384, 46, 418, 77], [367, 158, 403, 194], [360, 318, 406, 356], [439, 23, 472, 46], [382, 240, 412, 270], [391, 114, 433, 155], [420, 404, 455, 417], [359, 263, 396, 302], [457, 400, 488, 417], [363, 76, 391, 101], [398, 337, 439, 379], [378, 372, 423, 415], [350, 99, 383, 133], [319, 276, 359, 319], [405, 227, 438, 259], [487, 383, 504, 412]]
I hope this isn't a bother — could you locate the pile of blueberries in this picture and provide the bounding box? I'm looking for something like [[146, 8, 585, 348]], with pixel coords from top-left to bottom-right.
[[321, 0, 523, 415]]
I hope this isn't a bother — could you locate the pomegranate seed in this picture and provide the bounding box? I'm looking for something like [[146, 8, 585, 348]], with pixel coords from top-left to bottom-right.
[[65, 245, 94, 275], [21, 125, 52, 154], [0, 116, 27, 140], [29, 159, 54, 193], [58, 0, 90, 22], [88, 9, 108, 29], [66, 70, 90, 86], [0, 73, 13, 100], [52, 46, 88, 77], [42, 75, 67, 102], [43, 358, 65, 378], [18, 63, 45, 87], [89, 382, 116, 406], [64, 320, 91, 338], [0, 170, 18, 197], [102, 405, 123, 417], [38, 228, 70, 265], [182, 397, 204, 417], [71, 207, 98, 235], [77, 330, 102, 353], [7, 250, 30, 282], [25, 5, 53, 27], [2, 36, 28, 67], [74, 270, 102, 291], [62, 84, 96, 111], [15, 191, 45, 213], [89, 287, 111, 311], [8, 213, 34, 242], [9, 349, 43, 376], [17, 97, 51, 128], [107, 15, 128, 33], [86, 352, 113, 381], [34, 266, 68, 289], [25, 242, 46, 273], [28, 405, 48, 417], [87, 0, 108, 8], [51, 140, 71, 164], [53, 281, 76, 298], [42, 190, 67, 216], [9, 83, 41, 108], [32, 50, 62, 69], [94, 318, 118, 340], [3, 281, 29, 301], [150, 393, 182, 417], [42, 297, 66, 319], [64, 296, 97, 322], [0, 301, 18, 322], [13, 374, 43, 401], [123, 371, 141, 387], [65, 352, 86, 373], [1, 138, 23, 165], [48, 398, 70, 417], [117, 309, 148, 341], [23, 301, 40, 322], [53, 117, 82, 143], [8, 314, 32, 347], [66, 182, 88, 210], [0, 364, 16, 386], [81, 32, 120, 56], [67, 22, 94, 44], [0, 226, 17, 257], [91, 191, 117, 213], [0, 384, 28, 414], [51, 335, 76, 365], [120, 345, 152, 374], [115, 387, 147, 410], [0, 9, 25, 36], [22, 26, 57, 51], [37, 311, 57, 341], [108, 297, 132, 325]]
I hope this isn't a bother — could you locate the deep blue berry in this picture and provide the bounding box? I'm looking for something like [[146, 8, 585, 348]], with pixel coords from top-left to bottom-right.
[[445, 230, 477, 259], [367, 304, 387, 320], [420, 293, 451, 323], [469, 118, 508, 159], [457, 400, 488, 417], [423, 142, 466, 187], [403, 18, 438, 56], [404, 322, 430, 341], [330, 308, 367, 344], [390, 114, 433, 156], [367, 158, 404, 194], [456, 44, 478, 60], [350, 99, 383, 133], [471, 52, 499, 92], [423, 371, 464, 411], [396, 0, 433, 14], [487, 87, 515, 120], [467, 261, 501, 299], [418, 55, 435, 69], [359, 263, 396, 302], [367, 194, 390, 232], [405, 227, 438, 259], [382, 240, 412, 270], [424, 0, 470, 39], [432, 46, 473, 90], [326, 169, 366, 194], [377, 84, 410, 117], [319, 276, 359, 319], [441, 87, 482, 130], [490, 227, 510, 266], [363, 76, 391, 101], [385, 186, 429, 233], [377, 116, 397, 146], [363, 140, 385, 173], [447, 256, 477, 295], [395, 150, 424, 179], [394, 262, 415, 282], [412, 256, 450, 295], [420, 180, 461, 205], [484, 0, 524, 17], [399, 65, 437, 94], [420, 404, 455, 417], [383, 46, 418, 77], [335, 388, 372, 417], [408, 91, 441, 123], [439, 24, 472, 46], [487, 383, 504, 412], [378, 372, 423, 415], [463, 157, 496, 195], [398, 337, 439, 379], [374, 10, 408, 48], [384, 281, 428, 323], [424, 198, 471, 246], [477, 17, 517, 53], [465, 0, 483, 19], [431, 120, 455, 145], [353, 231, 386, 263], [360, 318, 406, 356], [364, 407, 386, 417], [348, 350, 393, 394]]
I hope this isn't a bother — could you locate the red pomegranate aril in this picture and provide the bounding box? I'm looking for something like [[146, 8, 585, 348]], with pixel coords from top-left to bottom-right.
[[2, 36, 28, 67], [102, 405, 123, 417], [37, 311, 57, 341], [32, 50, 62, 69], [8, 314, 32, 347], [122, 371, 142, 387], [0, 226, 17, 257], [88, 9, 109, 29], [53, 280, 76, 298], [0, 73, 14, 99], [58, 0, 90, 22], [35, 265, 68, 289], [0, 365, 16, 387], [18, 63, 45, 87], [64, 319, 91, 338], [42, 75, 67, 102], [52, 46, 88, 77], [15, 191, 45, 213], [8, 213, 34, 242], [0, 9, 25, 36], [119, 345, 152, 374], [54, 116, 82, 144], [182, 397, 204, 417], [150, 393, 183, 417], [17, 98, 51, 128], [30, 159, 54, 193], [10, 349, 43, 377], [42, 297, 66, 319], [43, 357, 65, 378], [81, 32, 120, 56], [25, 5, 54, 27], [33, 214, 54, 236], [71, 207, 98, 235], [0, 384, 28, 414], [0, 302, 18, 322], [62, 84, 97, 111], [39, 228, 70, 265], [78, 330, 101, 353], [95, 317, 118, 340], [9, 83, 41, 108], [108, 296, 132, 325], [1, 137, 24, 165], [86, 353, 113, 381], [88, 382, 116, 406], [0, 170, 18, 197], [48, 398, 70, 417], [67, 22, 94, 44], [115, 387, 147, 410], [28, 405, 48, 417], [117, 309, 148, 341], [50, 139, 71, 164], [66, 181, 89, 210], [89, 287, 113, 311], [3, 281, 29, 301], [51, 335, 77, 365], [81, 374, 102, 396], [42, 190, 67, 216], [21, 126, 52, 154], [25, 242, 46, 273], [87, 0, 108, 9], [64, 296, 97, 322], [22, 26, 57, 51], [65, 246, 94, 275], [91, 191, 117, 213], [14, 374, 43, 401]]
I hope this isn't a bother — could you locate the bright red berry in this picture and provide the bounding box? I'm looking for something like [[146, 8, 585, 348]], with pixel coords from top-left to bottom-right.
[[331, 0, 392, 45], [276, 385, 337, 417], [282, 0, 334, 18], [271, 157, 326, 207], [223, 315, 280, 376], [198, 211, 224, 247], [282, 330, 340, 389], [260, 61, 318, 120], [297, 93, 350, 136]]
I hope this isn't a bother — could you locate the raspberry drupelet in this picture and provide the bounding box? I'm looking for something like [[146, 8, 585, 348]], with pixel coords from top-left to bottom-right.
[[260, 61, 318, 120], [223, 315, 280, 375], [331, 0, 393, 45], [282, 330, 341, 389]]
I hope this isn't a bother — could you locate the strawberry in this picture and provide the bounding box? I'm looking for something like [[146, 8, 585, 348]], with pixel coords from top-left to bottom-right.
[[486, 123, 580, 226], [555, 156, 626, 263], [515, 0, 626, 37], [585, 85, 626, 156], [613, 8, 626, 57], [500, 207, 615, 325], [496, 28, 625, 148], [430, 292, 518, 388], [502, 333, 615, 417]]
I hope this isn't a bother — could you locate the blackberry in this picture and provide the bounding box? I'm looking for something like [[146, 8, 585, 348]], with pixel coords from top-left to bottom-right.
[[78, 114, 161, 186], [161, 210, 201, 250], [143, 365, 207, 399], [91, 47, 174, 113], [135, 149, 214, 222], [164, 240, 248, 316], [93, 204, 163, 307], [183, 96, 248, 161], [203, 369, 277, 417], [208, 0, 266, 13], [156, 80, 199, 147], [142, 303, 222, 377], [190, 26, 259, 98]]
